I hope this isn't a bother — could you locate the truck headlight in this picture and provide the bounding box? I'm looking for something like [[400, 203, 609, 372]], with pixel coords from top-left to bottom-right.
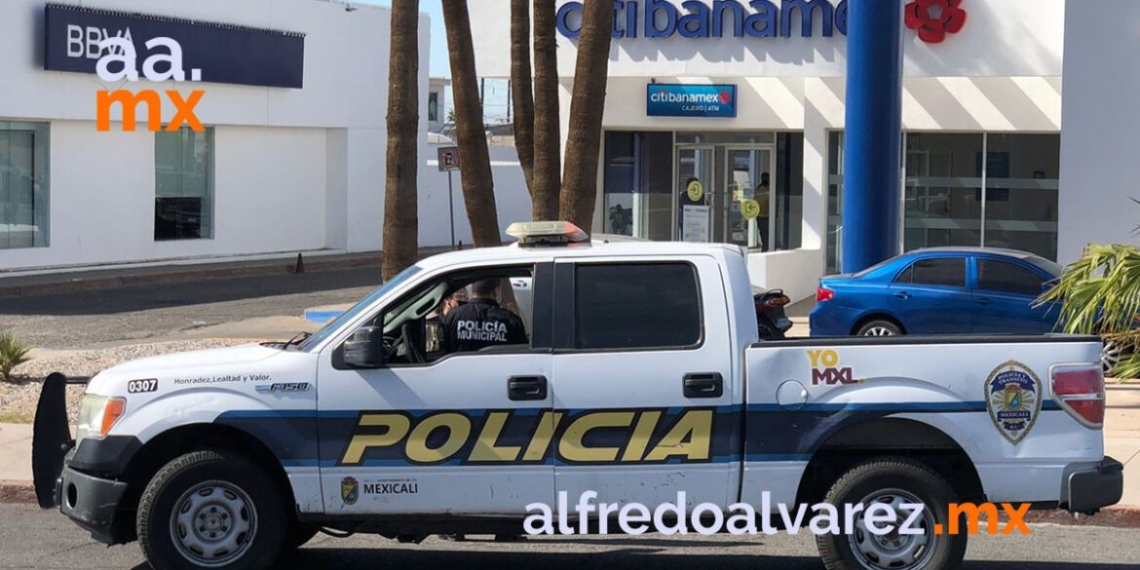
[[76, 395, 126, 445]]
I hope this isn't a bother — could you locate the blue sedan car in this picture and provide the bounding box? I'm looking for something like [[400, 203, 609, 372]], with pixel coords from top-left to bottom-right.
[[809, 247, 1065, 338]]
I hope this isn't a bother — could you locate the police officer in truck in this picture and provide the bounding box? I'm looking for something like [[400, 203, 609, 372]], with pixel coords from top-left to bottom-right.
[[440, 277, 528, 353]]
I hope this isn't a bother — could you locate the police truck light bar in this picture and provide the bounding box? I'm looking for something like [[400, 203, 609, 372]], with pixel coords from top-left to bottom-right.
[[506, 221, 589, 246]]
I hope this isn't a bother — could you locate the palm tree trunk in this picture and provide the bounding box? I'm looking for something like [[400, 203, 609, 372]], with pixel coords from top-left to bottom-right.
[[531, 0, 562, 221], [381, 0, 420, 281], [510, 0, 535, 197], [559, 0, 613, 232], [442, 0, 502, 248]]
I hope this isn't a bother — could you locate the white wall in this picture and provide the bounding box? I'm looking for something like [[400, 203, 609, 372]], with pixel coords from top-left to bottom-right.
[[419, 143, 532, 247], [472, 0, 1065, 79], [0, 0, 436, 272], [1057, 0, 1140, 264]]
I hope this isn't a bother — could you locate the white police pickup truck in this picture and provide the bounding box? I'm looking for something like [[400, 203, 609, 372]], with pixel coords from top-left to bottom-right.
[[33, 221, 1123, 570]]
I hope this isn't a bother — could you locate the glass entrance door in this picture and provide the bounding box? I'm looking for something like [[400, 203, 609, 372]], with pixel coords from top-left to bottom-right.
[[723, 146, 774, 250], [675, 146, 714, 242]]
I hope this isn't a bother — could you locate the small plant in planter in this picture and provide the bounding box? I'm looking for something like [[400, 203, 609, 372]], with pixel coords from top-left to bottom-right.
[[0, 333, 32, 383]]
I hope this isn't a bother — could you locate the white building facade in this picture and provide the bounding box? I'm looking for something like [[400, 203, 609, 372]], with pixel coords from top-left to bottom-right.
[[472, 0, 1070, 302], [0, 0, 460, 275]]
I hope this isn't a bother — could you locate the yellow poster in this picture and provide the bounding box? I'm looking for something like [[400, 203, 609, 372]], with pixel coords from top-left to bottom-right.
[[741, 199, 761, 220], [687, 180, 704, 202]]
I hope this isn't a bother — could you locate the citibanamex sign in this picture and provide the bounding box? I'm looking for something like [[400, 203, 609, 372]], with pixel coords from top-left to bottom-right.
[[904, 0, 967, 44], [556, 0, 967, 45]]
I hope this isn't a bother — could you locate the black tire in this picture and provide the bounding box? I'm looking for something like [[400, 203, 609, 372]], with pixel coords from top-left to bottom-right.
[[857, 319, 902, 337], [816, 457, 967, 570], [136, 450, 288, 570], [758, 320, 782, 340]]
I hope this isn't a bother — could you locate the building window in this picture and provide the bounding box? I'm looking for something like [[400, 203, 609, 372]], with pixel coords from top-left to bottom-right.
[[825, 131, 1060, 272], [826, 131, 844, 273], [428, 91, 439, 122], [155, 127, 214, 240], [0, 121, 50, 249]]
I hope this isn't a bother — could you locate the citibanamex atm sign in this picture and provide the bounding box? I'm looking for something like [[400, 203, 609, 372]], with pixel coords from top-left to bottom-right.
[[95, 37, 205, 132]]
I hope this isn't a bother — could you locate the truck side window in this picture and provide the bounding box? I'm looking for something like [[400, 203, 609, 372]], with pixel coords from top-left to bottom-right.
[[895, 258, 965, 287], [573, 262, 701, 350]]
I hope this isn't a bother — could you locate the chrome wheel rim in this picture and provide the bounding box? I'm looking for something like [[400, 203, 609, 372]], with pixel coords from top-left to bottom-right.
[[847, 489, 937, 570], [170, 481, 257, 567], [1101, 340, 1122, 375], [863, 326, 896, 336]]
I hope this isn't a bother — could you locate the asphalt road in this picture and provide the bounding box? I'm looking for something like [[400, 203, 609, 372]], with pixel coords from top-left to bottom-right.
[[0, 505, 1136, 570], [0, 267, 384, 349]]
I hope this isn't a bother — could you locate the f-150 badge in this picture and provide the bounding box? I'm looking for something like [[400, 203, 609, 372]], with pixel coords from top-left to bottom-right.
[[985, 360, 1042, 445]]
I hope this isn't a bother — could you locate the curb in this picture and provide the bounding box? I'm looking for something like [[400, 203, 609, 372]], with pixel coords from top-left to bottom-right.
[[0, 247, 456, 299], [303, 308, 348, 324], [0, 481, 36, 504], [0, 256, 380, 299], [1020, 506, 1140, 529]]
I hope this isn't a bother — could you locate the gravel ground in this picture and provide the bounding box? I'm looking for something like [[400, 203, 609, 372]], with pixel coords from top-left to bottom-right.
[[0, 339, 261, 423]]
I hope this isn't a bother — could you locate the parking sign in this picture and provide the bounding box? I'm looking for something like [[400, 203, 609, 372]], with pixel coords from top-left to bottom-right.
[[438, 146, 460, 172]]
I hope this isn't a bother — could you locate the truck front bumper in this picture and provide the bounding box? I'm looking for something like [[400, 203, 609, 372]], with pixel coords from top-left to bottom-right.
[[55, 465, 131, 544], [1064, 456, 1124, 515]]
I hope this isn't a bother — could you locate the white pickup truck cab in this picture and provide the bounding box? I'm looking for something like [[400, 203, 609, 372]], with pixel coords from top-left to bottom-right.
[[33, 221, 1123, 570]]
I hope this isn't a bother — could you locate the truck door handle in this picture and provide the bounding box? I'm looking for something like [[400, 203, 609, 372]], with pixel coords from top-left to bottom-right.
[[507, 375, 547, 401], [683, 373, 723, 398]]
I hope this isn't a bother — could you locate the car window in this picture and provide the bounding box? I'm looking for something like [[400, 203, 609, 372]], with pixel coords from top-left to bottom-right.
[[573, 262, 701, 350], [894, 257, 966, 287], [363, 265, 538, 367], [977, 259, 1044, 296]]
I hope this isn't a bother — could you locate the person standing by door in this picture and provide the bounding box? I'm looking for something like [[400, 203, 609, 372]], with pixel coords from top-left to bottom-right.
[[755, 172, 771, 251]]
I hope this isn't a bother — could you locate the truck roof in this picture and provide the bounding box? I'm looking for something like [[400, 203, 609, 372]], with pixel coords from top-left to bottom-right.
[[413, 240, 746, 272]]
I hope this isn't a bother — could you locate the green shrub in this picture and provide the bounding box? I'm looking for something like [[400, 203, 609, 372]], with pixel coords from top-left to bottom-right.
[[0, 333, 31, 383]]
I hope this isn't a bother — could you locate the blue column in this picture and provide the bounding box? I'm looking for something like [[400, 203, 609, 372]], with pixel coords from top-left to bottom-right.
[[841, 0, 903, 273]]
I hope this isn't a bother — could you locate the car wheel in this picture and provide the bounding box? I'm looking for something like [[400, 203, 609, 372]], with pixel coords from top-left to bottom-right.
[[136, 450, 288, 570], [857, 320, 902, 337], [816, 457, 967, 570], [1101, 338, 1122, 376]]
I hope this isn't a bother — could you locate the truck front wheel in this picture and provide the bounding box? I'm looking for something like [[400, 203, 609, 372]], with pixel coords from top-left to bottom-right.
[[816, 457, 967, 570], [136, 450, 288, 570]]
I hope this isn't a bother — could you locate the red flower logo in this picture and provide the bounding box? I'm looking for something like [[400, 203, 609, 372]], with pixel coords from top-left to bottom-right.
[[905, 0, 967, 44], [718, 91, 732, 104]]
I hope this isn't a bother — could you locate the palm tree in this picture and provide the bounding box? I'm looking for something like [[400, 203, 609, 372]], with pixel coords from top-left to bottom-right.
[[381, 0, 420, 281], [558, 0, 614, 232], [531, 0, 562, 221], [1038, 243, 1140, 379], [442, 0, 502, 248], [510, 0, 535, 196]]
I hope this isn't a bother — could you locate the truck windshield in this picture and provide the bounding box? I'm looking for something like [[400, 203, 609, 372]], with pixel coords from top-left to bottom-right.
[[296, 264, 422, 352]]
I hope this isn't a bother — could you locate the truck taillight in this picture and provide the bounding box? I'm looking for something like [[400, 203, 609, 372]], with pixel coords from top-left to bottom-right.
[[1052, 366, 1105, 428], [816, 287, 834, 303]]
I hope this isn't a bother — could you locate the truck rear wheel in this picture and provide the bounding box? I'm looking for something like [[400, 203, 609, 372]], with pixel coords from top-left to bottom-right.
[[816, 457, 967, 570], [136, 450, 288, 570]]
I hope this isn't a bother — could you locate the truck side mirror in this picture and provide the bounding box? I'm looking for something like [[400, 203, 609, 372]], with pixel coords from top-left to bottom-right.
[[343, 326, 386, 368]]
